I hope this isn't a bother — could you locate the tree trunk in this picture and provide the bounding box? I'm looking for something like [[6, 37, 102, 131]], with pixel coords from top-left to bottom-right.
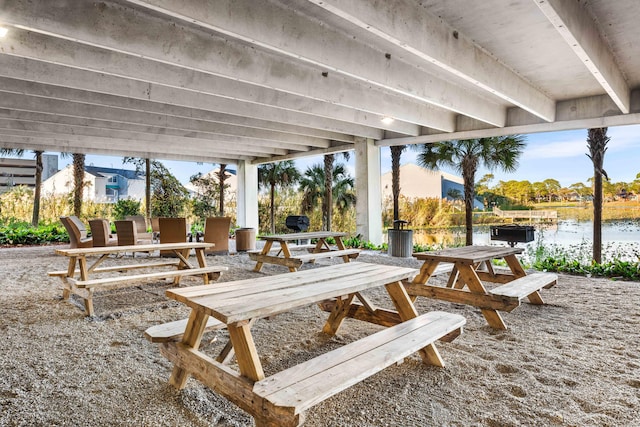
[[270, 183, 276, 234], [587, 127, 609, 264], [323, 154, 334, 231], [145, 158, 151, 222], [390, 145, 404, 222], [461, 163, 477, 246], [593, 170, 602, 263], [72, 153, 85, 217], [31, 151, 43, 227], [218, 164, 227, 216]]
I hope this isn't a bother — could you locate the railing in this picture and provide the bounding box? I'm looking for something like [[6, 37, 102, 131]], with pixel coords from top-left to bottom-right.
[[493, 207, 558, 221]]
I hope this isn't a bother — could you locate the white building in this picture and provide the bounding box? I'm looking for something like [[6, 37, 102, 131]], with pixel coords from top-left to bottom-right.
[[42, 165, 145, 203], [381, 163, 465, 200]]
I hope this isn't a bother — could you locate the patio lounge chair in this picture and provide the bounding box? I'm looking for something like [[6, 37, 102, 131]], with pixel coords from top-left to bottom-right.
[[88, 219, 118, 247], [60, 216, 93, 249], [203, 216, 231, 255], [125, 215, 154, 244], [114, 220, 138, 246], [158, 217, 189, 256]]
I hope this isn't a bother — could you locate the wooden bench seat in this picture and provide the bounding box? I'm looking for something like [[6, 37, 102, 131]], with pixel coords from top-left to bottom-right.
[[248, 248, 360, 271], [47, 260, 180, 277], [247, 244, 317, 255], [489, 272, 557, 303], [253, 311, 465, 421], [145, 317, 226, 343], [68, 266, 228, 288], [292, 248, 361, 262]]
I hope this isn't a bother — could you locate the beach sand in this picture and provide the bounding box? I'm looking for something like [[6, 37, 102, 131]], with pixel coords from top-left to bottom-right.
[[1, 245, 639, 426]]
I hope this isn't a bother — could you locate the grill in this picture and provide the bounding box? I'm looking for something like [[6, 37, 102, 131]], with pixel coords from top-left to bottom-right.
[[285, 215, 310, 232], [490, 225, 535, 247]]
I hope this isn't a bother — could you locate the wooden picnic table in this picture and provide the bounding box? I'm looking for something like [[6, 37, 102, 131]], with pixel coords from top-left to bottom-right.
[[404, 245, 557, 330], [147, 262, 465, 426], [248, 231, 360, 272], [51, 242, 227, 316]]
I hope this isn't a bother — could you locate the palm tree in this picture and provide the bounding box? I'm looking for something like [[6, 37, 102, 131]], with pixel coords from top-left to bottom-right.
[[417, 136, 526, 245], [215, 164, 230, 216], [390, 145, 407, 221], [586, 127, 610, 264], [72, 153, 86, 217], [0, 148, 44, 226], [322, 151, 351, 231], [300, 163, 356, 226], [258, 160, 300, 234]]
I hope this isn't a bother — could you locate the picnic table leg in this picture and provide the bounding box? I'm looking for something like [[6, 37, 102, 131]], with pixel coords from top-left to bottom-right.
[[76, 256, 96, 316], [169, 309, 210, 389], [386, 281, 445, 367], [253, 241, 273, 272], [63, 256, 77, 300], [322, 294, 356, 335], [227, 320, 265, 381], [504, 255, 527, 279], [456, 262, 508, 330], [334, 236, 352, 264], [280, 243, 297, 272], [409, 260, 440, 302], [194, 248, 213, 284], [172, 248, 194, 285]]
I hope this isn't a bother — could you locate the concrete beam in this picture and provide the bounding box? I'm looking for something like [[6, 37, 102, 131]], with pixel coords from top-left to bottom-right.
[[378, 91, 640, 146], [127, 0, 505, 127], [0, 92, 328, 151], [251, 144, 354, 165], [535, 0, 630, 114], [0, 56, 381, 140], [311, 0, 556, 122], [0, 135, 242, 164], [0, 4, 444, 132], [0, 120, 290, 157]]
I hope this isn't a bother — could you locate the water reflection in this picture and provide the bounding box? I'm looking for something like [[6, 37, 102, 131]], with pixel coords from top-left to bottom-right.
[[391, 219, 640, 262]]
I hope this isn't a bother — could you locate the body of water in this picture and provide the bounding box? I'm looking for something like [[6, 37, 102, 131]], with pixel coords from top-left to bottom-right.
[[399, 219, 640, 263]]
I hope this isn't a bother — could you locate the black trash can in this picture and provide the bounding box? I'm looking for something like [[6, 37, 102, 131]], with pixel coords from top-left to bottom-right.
[[388, 220, 413, 258]]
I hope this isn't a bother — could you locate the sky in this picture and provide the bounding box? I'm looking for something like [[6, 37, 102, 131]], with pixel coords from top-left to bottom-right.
[[12, 124, 640, 188]]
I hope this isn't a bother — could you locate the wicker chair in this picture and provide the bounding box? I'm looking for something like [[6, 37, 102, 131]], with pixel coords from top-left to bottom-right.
[[203, 217, 231, 255], [158, 217, 189, 256], [114, 220, 138, 246], [89, 219, 118, 247], [125, 215, 154, 244], [60, 216, 93, 249]]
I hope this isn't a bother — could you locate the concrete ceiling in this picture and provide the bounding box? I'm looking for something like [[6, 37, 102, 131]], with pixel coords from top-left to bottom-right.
[[0, 0, 638, 164]]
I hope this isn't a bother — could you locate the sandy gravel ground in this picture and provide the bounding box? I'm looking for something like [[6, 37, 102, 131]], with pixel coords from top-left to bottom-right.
[[1, 244, 639, 427]]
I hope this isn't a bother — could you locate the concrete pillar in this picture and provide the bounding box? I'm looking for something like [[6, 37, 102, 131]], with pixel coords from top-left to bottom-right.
[[354, 137, 383, 245], [236, 160, 259, 230]]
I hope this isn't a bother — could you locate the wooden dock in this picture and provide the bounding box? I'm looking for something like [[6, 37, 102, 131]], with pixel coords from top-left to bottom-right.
[[493, 207, 558, 221]]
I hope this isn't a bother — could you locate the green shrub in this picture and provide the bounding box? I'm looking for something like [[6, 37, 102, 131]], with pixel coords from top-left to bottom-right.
[[0, 222, 68, 245], [112, 199, 142, 220]]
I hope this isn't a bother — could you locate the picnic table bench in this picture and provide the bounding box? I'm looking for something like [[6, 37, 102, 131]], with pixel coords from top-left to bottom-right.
[[50, 242, 227, 316], [248, 231, 360, 272], [404, 245, 557, 330], [146, 262, 465, 426]]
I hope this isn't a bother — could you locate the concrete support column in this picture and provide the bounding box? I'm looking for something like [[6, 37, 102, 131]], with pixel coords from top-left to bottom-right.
[[236, 160, 259, 230], [354, 137, 383, 245]]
